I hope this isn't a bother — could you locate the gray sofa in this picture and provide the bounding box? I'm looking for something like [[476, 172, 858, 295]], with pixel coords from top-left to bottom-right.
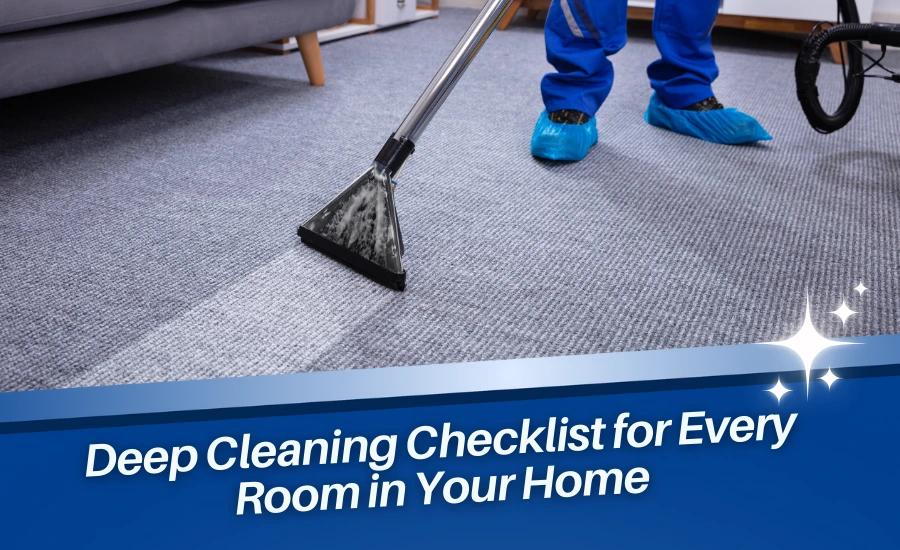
[[0, 0, 356, 99]]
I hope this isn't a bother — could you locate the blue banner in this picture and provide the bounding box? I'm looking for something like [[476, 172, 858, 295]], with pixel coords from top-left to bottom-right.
[[1, 334, 898, 548]]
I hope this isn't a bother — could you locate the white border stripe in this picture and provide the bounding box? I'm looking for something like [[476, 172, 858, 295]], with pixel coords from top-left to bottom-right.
[[2, 334, 896, 424]]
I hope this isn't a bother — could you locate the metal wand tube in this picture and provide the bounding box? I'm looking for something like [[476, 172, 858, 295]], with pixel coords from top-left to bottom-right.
[[393, 0, 516, 144]]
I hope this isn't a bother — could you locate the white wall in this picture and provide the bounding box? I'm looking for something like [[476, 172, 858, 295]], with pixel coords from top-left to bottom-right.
[[442, 0, 900, 21], [873, 0, 900, 22]]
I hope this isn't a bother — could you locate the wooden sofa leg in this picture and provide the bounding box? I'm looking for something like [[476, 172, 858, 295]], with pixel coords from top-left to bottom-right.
[[827, 41, 848, 64], [497, 0, 522, 31], [296, 32, 325, 86]]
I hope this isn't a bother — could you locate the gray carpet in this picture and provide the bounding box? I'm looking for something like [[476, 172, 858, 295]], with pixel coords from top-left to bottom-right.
[[2, 9, 899, 392]]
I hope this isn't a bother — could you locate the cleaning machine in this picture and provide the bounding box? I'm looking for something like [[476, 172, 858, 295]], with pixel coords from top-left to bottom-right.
[[796, 0, 900, 133], [298, 0, 516, 291]]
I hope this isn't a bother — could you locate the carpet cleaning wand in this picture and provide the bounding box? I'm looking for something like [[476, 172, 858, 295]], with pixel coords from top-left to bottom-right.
[[298, 0, 515, 290]]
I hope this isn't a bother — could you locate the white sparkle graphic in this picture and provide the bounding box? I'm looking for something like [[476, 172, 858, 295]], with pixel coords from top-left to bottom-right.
[[854, 282, 868, 295], [765, 293, 854, 398], [831, 299, 856, 325], [766, 379, 791, 403], [820, 368, 840, 389]]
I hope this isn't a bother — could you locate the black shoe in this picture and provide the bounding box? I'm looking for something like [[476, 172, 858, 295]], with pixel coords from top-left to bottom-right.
[[683, 96, 725, 111], [548, 109, 591, 125]]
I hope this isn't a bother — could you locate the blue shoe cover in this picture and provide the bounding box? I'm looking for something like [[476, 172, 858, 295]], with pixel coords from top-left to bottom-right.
[[643, 93, 772, 145], [531, 110, 598, 161]]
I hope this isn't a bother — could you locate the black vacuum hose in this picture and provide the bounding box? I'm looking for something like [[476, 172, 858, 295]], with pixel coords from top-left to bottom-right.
[[795, 0, 864, 133]]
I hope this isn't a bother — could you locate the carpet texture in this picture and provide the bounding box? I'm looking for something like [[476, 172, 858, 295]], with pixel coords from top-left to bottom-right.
[[1, 9, 899, 392]]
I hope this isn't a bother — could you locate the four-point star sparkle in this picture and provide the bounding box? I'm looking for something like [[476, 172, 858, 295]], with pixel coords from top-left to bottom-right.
[[854, 282, 868, 295], [766, 379, 791, 403], [765, 293, 854, 398], [820, 368, 840, 389], [831, 299, 856, 325]]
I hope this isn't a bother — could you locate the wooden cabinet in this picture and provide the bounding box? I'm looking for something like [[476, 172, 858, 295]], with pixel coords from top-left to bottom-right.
[[498, 0, 876, 30], [353, 0, 433, 26], [257, 0, 439, 54], [721, 0, 874, 23], [498, 0, 877, 60]]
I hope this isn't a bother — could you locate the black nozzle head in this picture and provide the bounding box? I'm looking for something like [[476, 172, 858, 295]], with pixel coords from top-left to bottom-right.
[[298, 166, 406, 291]]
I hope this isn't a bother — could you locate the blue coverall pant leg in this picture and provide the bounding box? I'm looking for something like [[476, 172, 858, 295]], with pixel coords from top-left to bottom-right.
[[540, 0, 628, 116], [647, 0, 721, 109], [540, 0, 721, 114]]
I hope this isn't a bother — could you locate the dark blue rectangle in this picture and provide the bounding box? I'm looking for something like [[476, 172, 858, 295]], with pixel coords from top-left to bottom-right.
[[1, 370, 895, 548]]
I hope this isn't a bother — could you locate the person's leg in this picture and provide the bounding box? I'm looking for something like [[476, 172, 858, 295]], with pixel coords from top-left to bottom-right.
[[643, 0, 771, 144], [541, 0, 626, 115], [647, 0, 719, 109], [533, 0, 627, 161]]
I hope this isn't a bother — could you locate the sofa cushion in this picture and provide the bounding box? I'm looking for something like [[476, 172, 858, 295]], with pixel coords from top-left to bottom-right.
[[0, 0, 180, 34], [0, 0, 357, 100]]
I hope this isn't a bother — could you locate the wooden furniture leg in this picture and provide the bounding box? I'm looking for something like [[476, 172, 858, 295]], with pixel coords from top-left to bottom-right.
[[497, 0, 522, 31], [297, 32, 325, 86], [526, 9, 540, 20], [296, 32, 325, 86], [828, 41, 850, 64]]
